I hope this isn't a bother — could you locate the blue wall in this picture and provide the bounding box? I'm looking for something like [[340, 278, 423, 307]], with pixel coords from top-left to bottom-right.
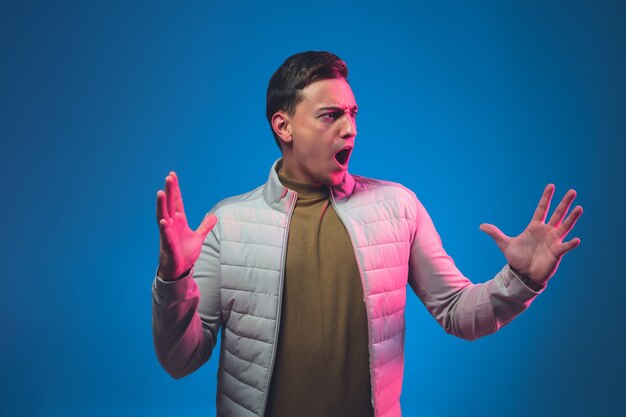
[[1, 1, 624, 416]]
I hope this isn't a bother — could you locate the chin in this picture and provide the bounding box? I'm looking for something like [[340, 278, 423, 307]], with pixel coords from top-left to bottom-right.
[[327, 170, 347, 187]]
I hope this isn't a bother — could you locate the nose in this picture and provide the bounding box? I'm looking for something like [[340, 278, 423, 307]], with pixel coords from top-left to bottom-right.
[[340, 113, 357, 139]]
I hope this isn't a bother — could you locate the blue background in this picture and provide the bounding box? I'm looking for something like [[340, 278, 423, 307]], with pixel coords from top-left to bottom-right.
[[2, 1, 625, 416]]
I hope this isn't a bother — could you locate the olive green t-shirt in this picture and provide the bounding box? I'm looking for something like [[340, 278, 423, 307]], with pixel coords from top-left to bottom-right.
[[264, 170, 374, 417]]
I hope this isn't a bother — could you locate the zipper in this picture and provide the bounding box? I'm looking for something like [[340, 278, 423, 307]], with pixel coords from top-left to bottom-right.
[[260, 191, 298, 417], [329, 191, 378, 417]]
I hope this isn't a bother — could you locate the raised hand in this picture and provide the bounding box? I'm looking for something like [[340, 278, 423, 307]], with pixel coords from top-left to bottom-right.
[[156, 172, 217, 281], [479, 184, 583, 288]]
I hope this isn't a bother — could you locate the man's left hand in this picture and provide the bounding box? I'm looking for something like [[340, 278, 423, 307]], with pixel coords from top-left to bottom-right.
[[479, 184, 583, 288]]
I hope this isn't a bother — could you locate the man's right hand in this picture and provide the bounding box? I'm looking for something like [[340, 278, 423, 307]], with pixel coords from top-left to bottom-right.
[[156, 171, 217, 281]]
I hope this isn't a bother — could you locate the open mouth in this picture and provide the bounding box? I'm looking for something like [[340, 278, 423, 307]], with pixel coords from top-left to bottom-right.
[[334, 147, 352, 166]]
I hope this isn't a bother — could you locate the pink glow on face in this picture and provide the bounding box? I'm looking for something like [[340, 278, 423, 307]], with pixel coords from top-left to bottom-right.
[[280, 78, 358, 186]]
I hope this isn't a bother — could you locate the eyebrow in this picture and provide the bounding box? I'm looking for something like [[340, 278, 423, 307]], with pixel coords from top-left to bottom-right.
[[317, 105, 359, 112]]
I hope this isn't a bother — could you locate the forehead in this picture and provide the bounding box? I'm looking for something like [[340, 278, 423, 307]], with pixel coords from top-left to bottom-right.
[[298, 78, 356, 109]]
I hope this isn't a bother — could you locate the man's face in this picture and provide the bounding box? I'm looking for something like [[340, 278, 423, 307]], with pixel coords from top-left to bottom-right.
[[280, 77, 358, 186]]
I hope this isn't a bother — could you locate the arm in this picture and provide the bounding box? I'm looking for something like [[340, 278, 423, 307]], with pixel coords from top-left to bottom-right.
[[408, 197, 542, 341], [151, 172, 221, 378], [408, 185, 582, 341]]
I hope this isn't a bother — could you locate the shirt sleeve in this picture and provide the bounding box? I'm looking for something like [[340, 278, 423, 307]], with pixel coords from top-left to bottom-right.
[[407, 196, 544, 341], [151, 217, 222, 378]]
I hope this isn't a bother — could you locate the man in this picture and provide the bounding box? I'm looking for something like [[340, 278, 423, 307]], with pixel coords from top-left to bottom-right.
[[152, 51, 582, 417]]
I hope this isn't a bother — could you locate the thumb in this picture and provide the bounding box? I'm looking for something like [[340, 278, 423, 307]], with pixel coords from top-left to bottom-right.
[[197, 213, 218, 236], [480, 223, 509, 250]]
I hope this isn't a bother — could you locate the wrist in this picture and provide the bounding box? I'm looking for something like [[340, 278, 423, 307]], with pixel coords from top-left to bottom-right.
[[509, 265, 543, 292], [157, 267, 191, 282]]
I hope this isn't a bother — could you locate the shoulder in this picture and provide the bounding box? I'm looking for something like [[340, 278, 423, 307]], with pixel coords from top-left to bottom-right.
[[351, 175, 434, 218], [209, 184, 265, 215], [348, 174, 433, 229], [351, 174, 418, 203]]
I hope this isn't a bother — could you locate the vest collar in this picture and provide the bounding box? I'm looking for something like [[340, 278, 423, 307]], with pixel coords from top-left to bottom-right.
[[262, 158, 356, 212]]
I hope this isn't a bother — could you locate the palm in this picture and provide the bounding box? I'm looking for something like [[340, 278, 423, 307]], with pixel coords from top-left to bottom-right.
[[480, 184, 582, 287], [156, 172, 217, 280]]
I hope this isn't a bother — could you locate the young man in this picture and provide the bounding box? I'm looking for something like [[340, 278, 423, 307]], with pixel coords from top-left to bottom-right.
[[152, 51, 582, 417]]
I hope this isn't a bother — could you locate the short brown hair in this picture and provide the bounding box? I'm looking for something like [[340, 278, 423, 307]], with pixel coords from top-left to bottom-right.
[[266, 51, 349, 149]]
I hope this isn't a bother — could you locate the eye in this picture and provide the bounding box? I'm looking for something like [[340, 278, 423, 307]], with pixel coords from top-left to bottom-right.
[[321, 110, 343, 121], [350, 110, 358, 118]]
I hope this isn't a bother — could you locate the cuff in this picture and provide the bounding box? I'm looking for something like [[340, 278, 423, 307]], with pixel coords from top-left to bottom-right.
[[153, 267, 195, 299], [505, 264, 546, 295]]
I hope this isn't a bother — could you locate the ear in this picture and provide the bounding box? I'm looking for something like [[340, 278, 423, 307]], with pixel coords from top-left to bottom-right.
[[271, 111, 293, 145]]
